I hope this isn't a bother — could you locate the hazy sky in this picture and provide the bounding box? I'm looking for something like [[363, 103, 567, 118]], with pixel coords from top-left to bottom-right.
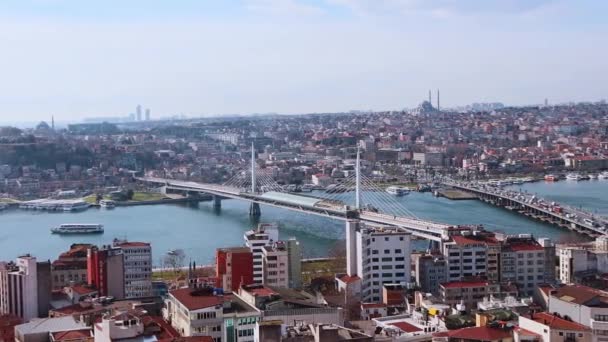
[[0, 0, 607, 123]]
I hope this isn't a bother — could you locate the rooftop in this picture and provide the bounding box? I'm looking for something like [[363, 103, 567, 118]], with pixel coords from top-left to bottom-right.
[[530, 312, 590, 331], [441, 281, 489, 289], [15, 316, 88, 335], [169, 288, 224, 311]]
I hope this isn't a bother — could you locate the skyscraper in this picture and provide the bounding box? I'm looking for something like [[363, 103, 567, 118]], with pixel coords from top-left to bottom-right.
[[437, 89, 440, 111], [145, 108, 150, 121], [136, 105, 142, 121]]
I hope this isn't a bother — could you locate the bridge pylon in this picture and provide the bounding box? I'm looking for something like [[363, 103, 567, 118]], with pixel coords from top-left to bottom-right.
[[249, 202, 261, 217]]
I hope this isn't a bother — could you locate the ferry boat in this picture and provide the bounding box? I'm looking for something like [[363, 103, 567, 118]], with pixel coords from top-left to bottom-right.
[[565, 173, 583, 181], [386, 186, 410, 196], [51, 223, 104, 234], [99, 199, 116, 208], [544, 174, 557, 182]]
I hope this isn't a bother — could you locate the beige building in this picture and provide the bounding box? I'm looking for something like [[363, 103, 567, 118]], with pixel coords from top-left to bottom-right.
[[262, 242, 289, 288]]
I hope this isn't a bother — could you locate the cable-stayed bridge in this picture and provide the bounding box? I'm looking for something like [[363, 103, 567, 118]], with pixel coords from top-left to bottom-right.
[[136, 147, 458, 243]]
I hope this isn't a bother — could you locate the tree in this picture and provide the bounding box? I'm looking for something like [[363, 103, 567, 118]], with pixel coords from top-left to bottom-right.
[[126, 189, 134, 200], [164, 249, 186, 274]]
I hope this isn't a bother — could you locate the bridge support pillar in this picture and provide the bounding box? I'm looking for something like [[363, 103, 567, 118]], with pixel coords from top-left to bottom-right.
[[249, 202, 261, 217], [427, 240, 440, 252], [213, 195, 222, 209]]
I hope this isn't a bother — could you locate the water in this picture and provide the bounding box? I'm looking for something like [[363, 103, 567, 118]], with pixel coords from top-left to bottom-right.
[[1, 181, 605, 264]]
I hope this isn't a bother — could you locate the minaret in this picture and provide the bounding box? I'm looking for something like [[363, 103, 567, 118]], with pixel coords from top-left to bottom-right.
[[437, 89, 440, 111], [428, 90, 432, 104], [51, 116, 55, 130]]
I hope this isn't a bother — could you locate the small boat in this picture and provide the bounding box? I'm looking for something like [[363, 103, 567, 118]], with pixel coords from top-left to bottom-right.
[[386, 186, 410, 196], [51, 223, 104, 234], [589, 174, 598, 180], [544, 174, 557, 182], [599, 171, 608, 179], [565, 173, 583, 181], [99, 199, 116, 208]]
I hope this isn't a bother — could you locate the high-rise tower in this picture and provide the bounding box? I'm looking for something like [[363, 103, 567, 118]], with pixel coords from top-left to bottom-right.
[[136, 105, 142, 121]]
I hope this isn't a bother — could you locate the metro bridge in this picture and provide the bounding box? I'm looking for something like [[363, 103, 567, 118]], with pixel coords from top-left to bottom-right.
[[136, 147, 459, 244]]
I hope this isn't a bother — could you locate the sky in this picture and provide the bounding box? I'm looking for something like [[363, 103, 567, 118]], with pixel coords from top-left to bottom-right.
[[0, 0, 607, 123]]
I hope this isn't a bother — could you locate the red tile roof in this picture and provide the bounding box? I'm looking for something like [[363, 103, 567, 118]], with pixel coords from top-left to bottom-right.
[[390, 321, 423, 333], [338, 274, 361, 284], [51, 329, 92, 341], [247, 286, 277, 297], [70, 285, 97, 295], [507, 242, 543, 251], [442, 326, 512, 341], [451, 234, 499, 246], [170, 288, 224, 311], [552, 284, 608, 305], [532, 312, 591, 331]]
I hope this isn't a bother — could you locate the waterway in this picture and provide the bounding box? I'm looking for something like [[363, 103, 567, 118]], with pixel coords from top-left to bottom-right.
[[0, 180, 606, 264]]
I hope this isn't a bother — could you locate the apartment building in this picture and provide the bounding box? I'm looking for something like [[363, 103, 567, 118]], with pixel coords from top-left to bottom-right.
[[51, 244, 91, 290], [244, 223, 279, 284], [112, 240, 153, 298], [87, 245, 125, 299], [216, 247, 254, 292], [500, 235, 553, 296], [415, 254, 447, 294], [164, 287, 261, 342], [559, 237, 608, 284], [262, 242, 289, 288], [439, 280, 501, 310], [0, 256, 39, 321], [346, 221, 411, 302], [441, 230, 498, 282]]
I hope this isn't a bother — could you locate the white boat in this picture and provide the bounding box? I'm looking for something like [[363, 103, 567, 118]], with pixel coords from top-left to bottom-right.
[[565, 173, 583, 181], [589, 174, 598, 180], [99, 199, 116, 208], [386, 186, 410, 196], [51, 223, 104, 234], [598, 171, 608, 179], [62, 201, 90, 211]]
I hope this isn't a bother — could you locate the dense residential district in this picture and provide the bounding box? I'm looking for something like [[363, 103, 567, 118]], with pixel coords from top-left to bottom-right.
[[2, 100, 608, 341]]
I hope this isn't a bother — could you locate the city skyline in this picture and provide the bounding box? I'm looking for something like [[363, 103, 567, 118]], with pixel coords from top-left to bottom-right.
[[0, 0, 607, 122]]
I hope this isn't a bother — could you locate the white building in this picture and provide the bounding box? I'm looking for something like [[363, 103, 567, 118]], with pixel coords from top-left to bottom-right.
[[0, 255, 38, 321], [94, 313, 144, 342], [516, 312, 592, 342], [559, 236, 608, 284], [262, 242, 289, 288], [347, 222, 412, 303], [441, 230, 498, 283], [113, 240, 152, 298], [244, 223, 279, 284], [548, 284, 608, 341]]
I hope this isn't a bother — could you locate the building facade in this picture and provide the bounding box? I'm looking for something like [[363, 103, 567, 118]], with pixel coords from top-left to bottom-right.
[[262, 242, 289, 288], [0, 256, 39, 321], [87, 245, 125, 299], [244, 223, 279, 284], [217, 247, 254, 292], [113, 240, 153, 298]]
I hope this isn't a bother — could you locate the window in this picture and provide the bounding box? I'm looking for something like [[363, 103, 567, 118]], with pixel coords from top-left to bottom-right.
[[382, 257, 392, 262], [385, 237, 389, 241], [395, 272, 405, 277], [384, 249, 390, 254], [394, 249, 402, 254], [395, 257, 405, 261], [381, 265, 392, 270], [399, 237, 404, 241], [382, 273, 393, 277], [372, 250, 379, 255]]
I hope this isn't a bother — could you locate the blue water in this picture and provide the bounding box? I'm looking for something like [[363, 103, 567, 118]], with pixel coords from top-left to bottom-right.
[[1, 181, 604, 264]]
